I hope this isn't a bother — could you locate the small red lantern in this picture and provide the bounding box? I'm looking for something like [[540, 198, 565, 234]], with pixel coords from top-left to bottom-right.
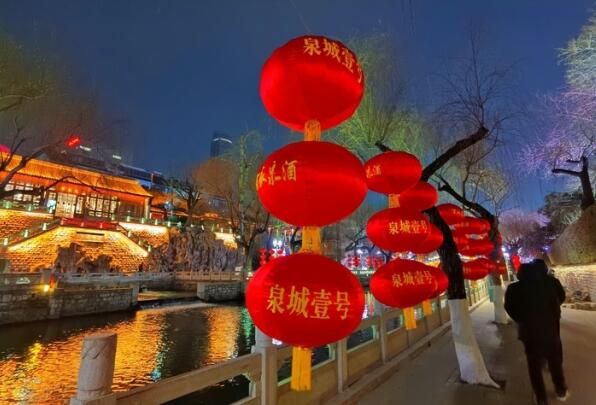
[[0, 144, 10, 154], [370, 259, 437, 329], [354, 255, 361, 268], [246, 253, 364, 389], [260, 35, 364, 132], [259, 248, 267, 266], [496, 261, 508, 275], [511, 254, 521, 272], [453, 217, 491, 234], [257, 141, 367, 226], [366, 208, 431, 252], [411, 224, 444, 254], [437, 203, 465, 224], [364, 151, 422, 195], [392, 182, 438, 211]]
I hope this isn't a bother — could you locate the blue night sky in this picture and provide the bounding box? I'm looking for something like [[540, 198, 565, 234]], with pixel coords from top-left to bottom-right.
[[1, 0, 593, 210]]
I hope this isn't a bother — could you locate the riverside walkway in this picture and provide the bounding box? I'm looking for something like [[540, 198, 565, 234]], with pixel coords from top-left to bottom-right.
[[357, 301, 596, 405]]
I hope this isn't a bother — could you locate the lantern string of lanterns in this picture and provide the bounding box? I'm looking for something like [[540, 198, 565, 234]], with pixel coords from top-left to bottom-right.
[[249, 35, 367, 392], [364, 151, 445, 330]]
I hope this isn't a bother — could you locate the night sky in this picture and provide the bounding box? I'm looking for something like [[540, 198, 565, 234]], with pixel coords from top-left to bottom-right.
[[1, 0, 593, 210]]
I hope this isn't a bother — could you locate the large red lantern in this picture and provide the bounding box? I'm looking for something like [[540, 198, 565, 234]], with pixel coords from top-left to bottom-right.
[[366, 208, 431, 252], [257, 141, 367, 226], [392, 181, 438, 211], [411, 224, 444, 254], [260, 35, 364, 132], [246, 254, 365, 384], [370, 259, 436, 329], [459, 239, 494, 257], [437, 203, 465, 224], [364, 151, 422, 195], [474, 257, 497, 273]]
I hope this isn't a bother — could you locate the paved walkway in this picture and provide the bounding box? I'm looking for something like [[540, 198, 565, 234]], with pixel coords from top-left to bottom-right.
[[359, 301, 596, 405]]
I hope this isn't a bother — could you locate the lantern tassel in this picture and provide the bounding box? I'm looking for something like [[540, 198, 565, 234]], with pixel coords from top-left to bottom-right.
[[422, 299, 433, 316], [403, 307, 417, 330], [290, 346, 312, 391], [471, 280, 477, 289]]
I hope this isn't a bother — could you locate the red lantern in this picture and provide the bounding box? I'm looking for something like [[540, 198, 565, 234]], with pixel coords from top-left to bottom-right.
[[496, 262, 507, 276], [354, 255, 361, 268], [463, 259, 490, 281], [366, 208, 431, 252], [411, 224, 444, 254], [453, 217, 491, 234], [459, 239, 494, 257], [259, 248, 267, 266], [257, 141, 367, 226], [393, 182, 438, 211], [472, 257, 497, 273], [364, 151, 422, 195], [511, 254, 521, 272], [246, 253, 364, 348], [437, 203, 465, 224], [430, 267, 449, 298], [260, 35, 364, 132], [370, 259, 436, 329]]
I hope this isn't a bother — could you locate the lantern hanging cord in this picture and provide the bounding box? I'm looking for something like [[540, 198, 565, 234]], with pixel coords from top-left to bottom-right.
[[288, 0, 312, 33]]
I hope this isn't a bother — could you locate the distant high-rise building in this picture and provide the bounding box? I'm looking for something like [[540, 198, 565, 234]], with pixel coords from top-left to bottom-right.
[[210, 132, 233, 157]]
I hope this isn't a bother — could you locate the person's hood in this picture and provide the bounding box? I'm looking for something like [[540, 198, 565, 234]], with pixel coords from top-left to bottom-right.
[[517, 263, 547, 282]]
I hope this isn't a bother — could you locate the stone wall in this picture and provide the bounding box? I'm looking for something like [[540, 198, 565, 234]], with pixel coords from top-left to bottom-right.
[[0, 285, 134, 325], [549, 204, 596, 265], [2, 226, 148, 272], [553, 264, 596, 302], [196, 282, 243, 302]]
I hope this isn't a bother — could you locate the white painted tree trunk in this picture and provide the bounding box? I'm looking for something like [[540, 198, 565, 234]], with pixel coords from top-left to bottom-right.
[[491, 284, 509, 324], [448, 299, 499, 387]]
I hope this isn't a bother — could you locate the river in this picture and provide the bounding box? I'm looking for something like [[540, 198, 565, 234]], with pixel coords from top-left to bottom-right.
[[0, 294, 383, 404]]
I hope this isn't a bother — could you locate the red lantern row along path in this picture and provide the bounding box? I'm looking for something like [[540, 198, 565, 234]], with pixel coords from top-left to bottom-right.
[[249, 35, 367, 391], [364, 151, 446, 330]]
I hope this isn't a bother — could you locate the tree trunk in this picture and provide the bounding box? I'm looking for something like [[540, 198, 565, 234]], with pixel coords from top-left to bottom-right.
[[579, 156, 594, 210], [488, 217, 508, 324], [427, 207, 497, 386]]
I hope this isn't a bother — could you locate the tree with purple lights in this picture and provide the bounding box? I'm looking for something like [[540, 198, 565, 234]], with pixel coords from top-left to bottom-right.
[[524, 13, 595, 210]]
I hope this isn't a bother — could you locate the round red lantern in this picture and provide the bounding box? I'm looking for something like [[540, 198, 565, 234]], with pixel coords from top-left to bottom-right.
[[453, 217, 491, 234], [260, 35, 364, 132], [511, 254, 521, 272], [366, 208, 431, 252], [257, 141, 367, 226], [246, 253, 364, 347], [364, 151, 422, 195], [437, 203, 465, 224], [430, 267, 449, 298], [392, 182, 438, 211], [474, 257, 497, 273], [463, 259, 489, 281], [370, 259, 436, 329], [459, 239, 494, 257], [411, 224, 444, 254]]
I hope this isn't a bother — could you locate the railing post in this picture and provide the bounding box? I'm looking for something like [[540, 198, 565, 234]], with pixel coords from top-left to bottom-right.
[[253, 327, 277, 405], [70, 332, 117, 405], [436, 297, 443, 325], [336, 338, 349, 392], [378, 312, 388, 363]]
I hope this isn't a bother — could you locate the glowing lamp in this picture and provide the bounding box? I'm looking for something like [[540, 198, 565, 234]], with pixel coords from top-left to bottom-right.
[[260, 35, 364, 132], [65, 135, 81, 148]]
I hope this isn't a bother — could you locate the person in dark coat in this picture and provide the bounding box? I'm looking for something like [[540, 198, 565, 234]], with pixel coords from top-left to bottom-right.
[[504, 259, 568, 404]]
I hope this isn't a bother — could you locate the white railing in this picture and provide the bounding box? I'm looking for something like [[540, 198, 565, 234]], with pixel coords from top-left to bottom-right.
[[0, 272, 43, 287], [174, 270, 244, 282], [69, 281, 490, 405]]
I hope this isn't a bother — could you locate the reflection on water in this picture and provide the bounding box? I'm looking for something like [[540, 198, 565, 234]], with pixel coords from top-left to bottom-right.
[[0, 303, 254, 404], [0, 292, 381, 404]]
